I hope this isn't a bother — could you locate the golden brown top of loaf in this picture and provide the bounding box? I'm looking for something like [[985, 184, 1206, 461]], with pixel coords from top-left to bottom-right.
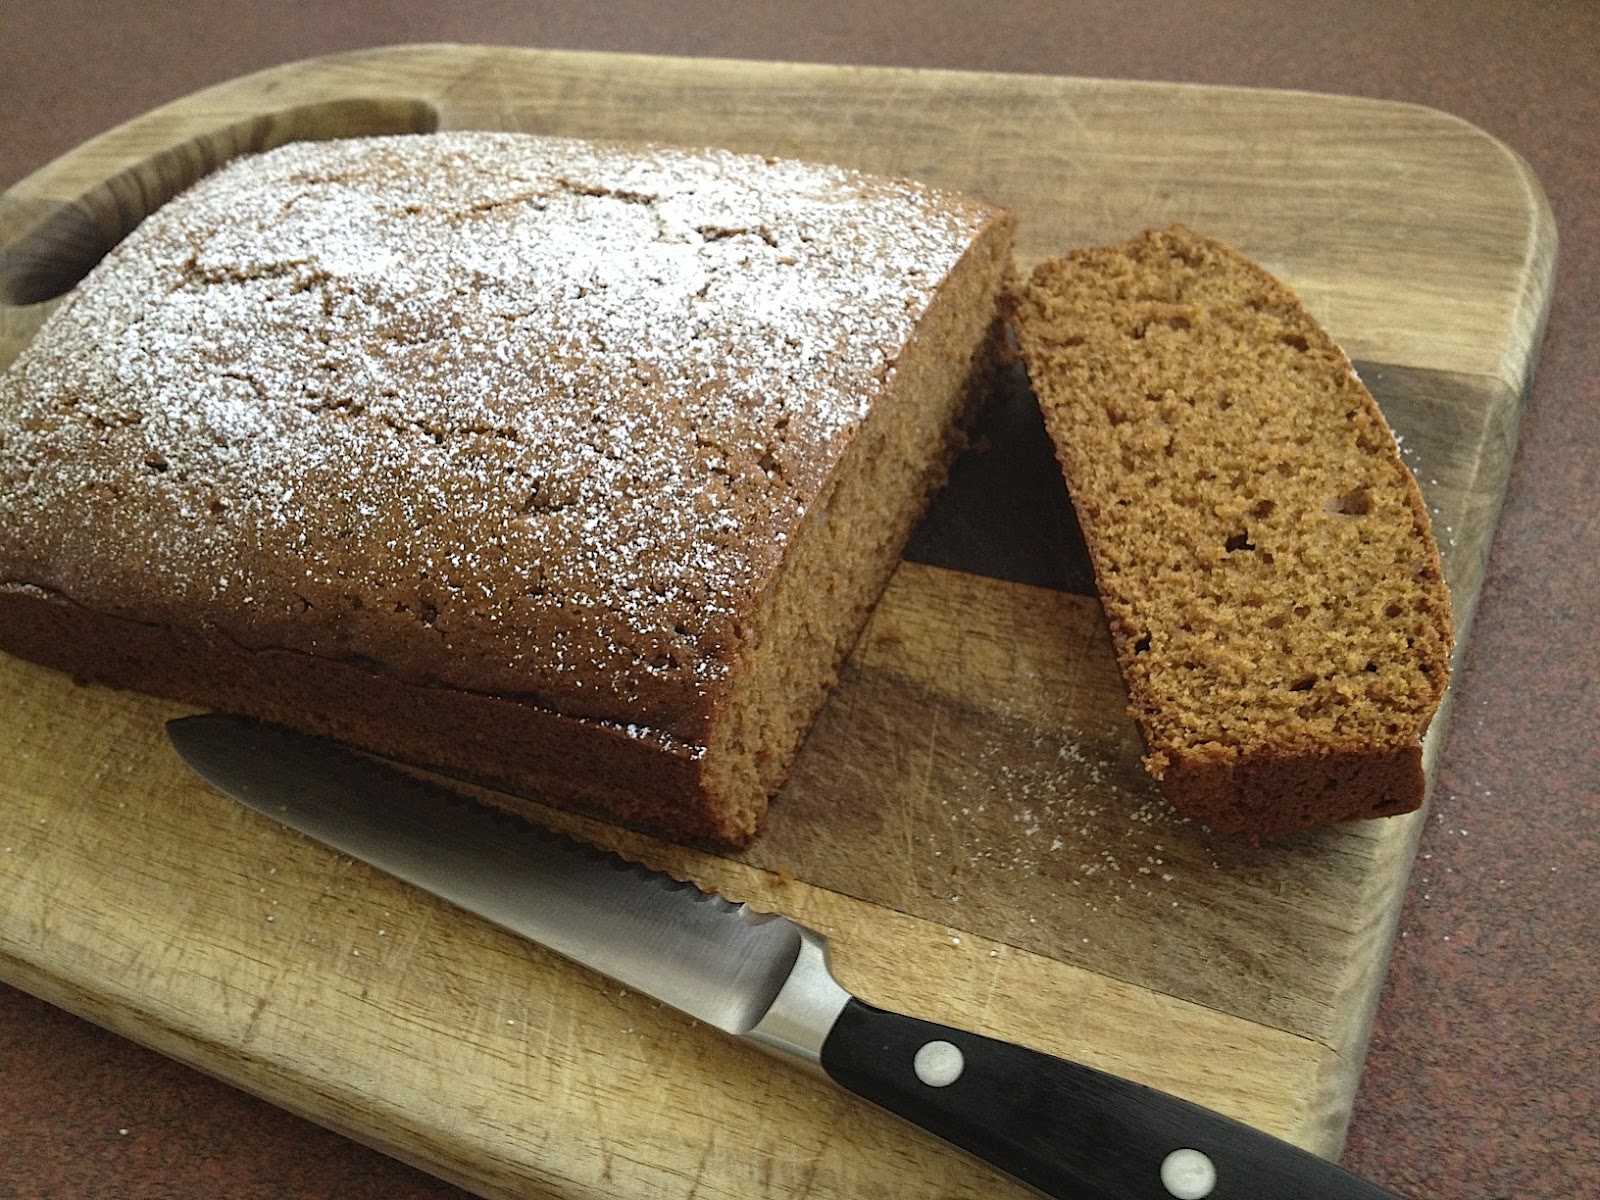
[[0, 132, 1004, 743], [1014, 226, 1453, 778]]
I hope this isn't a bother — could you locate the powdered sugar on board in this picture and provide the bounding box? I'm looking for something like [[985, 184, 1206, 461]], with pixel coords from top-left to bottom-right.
[[0, 132, 995, 735]]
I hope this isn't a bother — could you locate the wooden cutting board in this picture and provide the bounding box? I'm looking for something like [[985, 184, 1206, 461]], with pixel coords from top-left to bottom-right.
[[0, 44, 1554, 1200]]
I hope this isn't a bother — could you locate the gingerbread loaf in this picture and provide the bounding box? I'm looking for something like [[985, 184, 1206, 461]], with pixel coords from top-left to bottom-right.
[[0, 131, 1015, 847], [1011, 225, 1453, 836]]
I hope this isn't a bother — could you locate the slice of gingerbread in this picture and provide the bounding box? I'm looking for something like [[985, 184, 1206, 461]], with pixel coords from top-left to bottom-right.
[[1011, 225, 1453, 836]]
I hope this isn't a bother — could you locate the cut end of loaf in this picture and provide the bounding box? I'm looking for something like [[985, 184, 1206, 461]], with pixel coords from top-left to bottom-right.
[[1013, 224, 1454, 836], [700, 236, 1018, 847]]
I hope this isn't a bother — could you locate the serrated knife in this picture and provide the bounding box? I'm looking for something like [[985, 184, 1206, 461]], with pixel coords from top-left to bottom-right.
[[167, 713, 1407, 1200]]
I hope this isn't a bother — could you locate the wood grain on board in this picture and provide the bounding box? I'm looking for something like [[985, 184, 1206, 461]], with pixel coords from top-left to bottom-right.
[[0, 44, 1554, 1200]]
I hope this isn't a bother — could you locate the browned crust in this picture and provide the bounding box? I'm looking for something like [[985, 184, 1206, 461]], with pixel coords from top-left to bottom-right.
[[0, 583, 732, 843], [1160, 745, 1428, 836]]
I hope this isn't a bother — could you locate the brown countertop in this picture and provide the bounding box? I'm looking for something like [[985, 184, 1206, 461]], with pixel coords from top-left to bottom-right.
[[2, 3, 1595, 1198]]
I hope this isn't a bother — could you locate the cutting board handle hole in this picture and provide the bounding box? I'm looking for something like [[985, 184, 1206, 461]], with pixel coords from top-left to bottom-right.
[[0, 97, 439, 307]]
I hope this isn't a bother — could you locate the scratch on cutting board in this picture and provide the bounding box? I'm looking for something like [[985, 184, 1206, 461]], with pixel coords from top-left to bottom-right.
[[238, 983, 276, 1050], [585, 1081, 619, 1184], [782, 1123, 828, 1200], [907, 702, 946, 893], [972, 949, 1005, 1028], [682, 1130, 716, 1199]]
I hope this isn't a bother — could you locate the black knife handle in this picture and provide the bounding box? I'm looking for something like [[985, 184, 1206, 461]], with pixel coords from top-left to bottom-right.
[[818, 998, 1406, 1200]]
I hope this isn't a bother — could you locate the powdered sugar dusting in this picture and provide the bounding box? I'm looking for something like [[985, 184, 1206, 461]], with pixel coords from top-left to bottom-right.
[[0, 132, 994, 738]]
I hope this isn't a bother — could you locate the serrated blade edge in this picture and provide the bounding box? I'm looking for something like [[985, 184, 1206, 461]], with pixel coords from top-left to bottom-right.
[[167, 714, 805, 1035]]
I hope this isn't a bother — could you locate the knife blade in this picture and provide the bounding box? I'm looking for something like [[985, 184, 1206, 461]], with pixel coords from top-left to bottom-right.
[[167, 713, 1408, 1200]]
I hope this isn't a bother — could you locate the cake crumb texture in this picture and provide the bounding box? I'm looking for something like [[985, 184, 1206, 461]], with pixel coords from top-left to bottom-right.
[[0, 131, 1014, 845], [1012, 225, 1453, 835]]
